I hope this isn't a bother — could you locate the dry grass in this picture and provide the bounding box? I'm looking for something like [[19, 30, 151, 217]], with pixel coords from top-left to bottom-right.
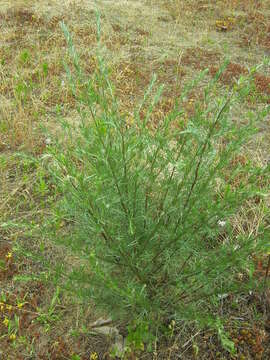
[[0, 0, 269, 358]]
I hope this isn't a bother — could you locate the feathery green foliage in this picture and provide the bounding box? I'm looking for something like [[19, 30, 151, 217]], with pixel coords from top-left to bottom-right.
[[48, 16, 270, 349]]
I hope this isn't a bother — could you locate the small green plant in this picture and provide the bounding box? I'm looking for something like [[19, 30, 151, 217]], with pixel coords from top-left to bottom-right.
[[36, 286, 61, 332], [70, 354, 81, 360], [215, 318, 236, 354], [48, 15, 270, 351], [42, 62, 49, 78], [126, 320, 154, 352], [19, 49, 31, 65]]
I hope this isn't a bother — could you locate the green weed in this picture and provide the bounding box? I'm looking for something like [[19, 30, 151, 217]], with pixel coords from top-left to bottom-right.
[[47, 18, 270, 352]]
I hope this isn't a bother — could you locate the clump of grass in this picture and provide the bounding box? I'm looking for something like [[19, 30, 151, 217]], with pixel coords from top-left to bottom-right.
[[48, 16, 270, 353]]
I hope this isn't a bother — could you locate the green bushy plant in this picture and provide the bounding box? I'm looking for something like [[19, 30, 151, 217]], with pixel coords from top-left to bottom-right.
[[48, 15, 270, 349]]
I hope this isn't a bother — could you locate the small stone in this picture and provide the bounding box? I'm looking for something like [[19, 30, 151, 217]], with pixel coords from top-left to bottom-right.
[[90, 318, 125, 358], [45, 138, 52, 145], [218, 293, 229, 299], [90, 317, 112, 328], [93, 326, 118, 337]]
